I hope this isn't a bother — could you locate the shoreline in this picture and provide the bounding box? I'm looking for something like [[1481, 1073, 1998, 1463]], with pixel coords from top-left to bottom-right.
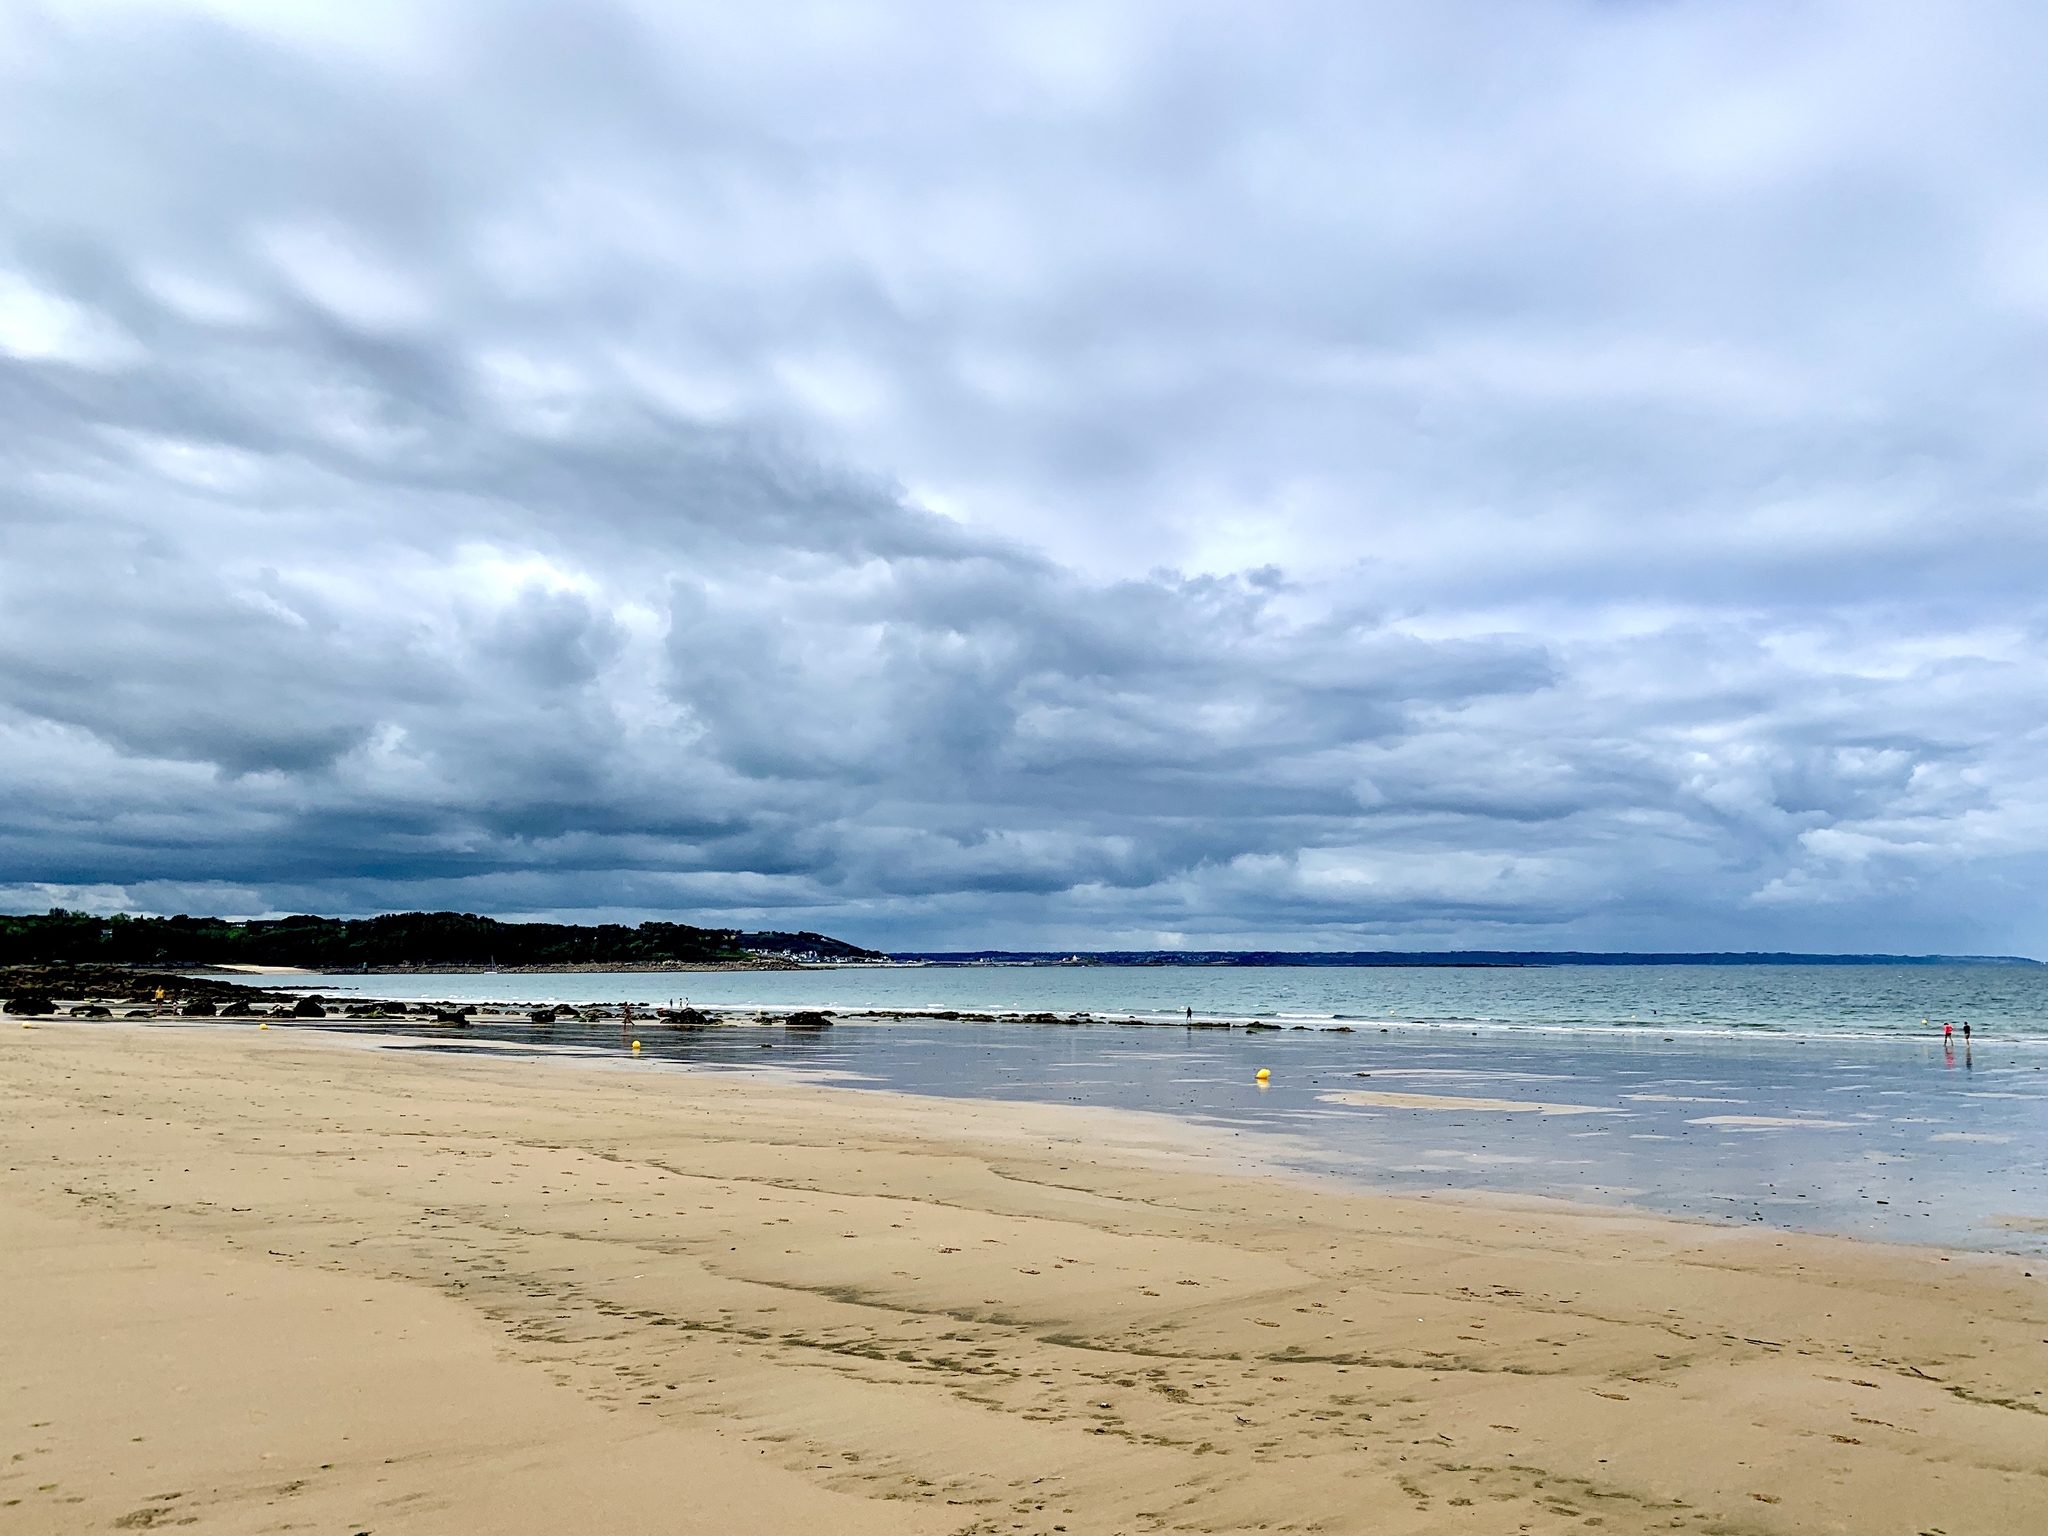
[[187, 987, 2048, 1049], [18, 958, 2047, 1039], [25, 991, 2044, 1258], [140, 1011, 2048, 1257], [5, 1018, 2044, 1535], [171, 962, 2048, 1041]]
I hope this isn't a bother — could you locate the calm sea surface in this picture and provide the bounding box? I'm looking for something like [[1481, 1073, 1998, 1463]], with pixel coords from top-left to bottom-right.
[[244, 965, 2048, 1256], [270, 962, 2048, 1037]]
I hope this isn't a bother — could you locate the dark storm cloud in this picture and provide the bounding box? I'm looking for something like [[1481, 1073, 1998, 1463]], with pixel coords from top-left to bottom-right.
[[3, 0, 2047, 952]]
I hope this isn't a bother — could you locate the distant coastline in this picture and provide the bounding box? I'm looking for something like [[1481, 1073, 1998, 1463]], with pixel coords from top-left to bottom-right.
[[890, 949, 2043, 967], [8, 905, 2039, 976], [0, 910, 883, 972]]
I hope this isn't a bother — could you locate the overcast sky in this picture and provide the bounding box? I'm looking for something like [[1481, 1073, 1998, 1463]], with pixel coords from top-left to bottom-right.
[[5, 0, 2047, 953]]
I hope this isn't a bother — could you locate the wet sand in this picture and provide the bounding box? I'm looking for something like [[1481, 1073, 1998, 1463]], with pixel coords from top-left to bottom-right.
[[3, 1020, 2044, 1535]]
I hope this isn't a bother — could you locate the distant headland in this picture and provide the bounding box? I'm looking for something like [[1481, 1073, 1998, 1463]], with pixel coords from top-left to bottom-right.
[[0, 910, 884, 971]]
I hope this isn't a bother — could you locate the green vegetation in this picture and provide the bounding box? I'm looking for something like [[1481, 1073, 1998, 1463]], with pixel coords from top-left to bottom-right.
[[0, 909, 881, 969]]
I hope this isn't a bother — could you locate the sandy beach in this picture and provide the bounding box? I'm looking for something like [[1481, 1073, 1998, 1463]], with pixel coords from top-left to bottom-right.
[[3, 1020, 2044, 1535]]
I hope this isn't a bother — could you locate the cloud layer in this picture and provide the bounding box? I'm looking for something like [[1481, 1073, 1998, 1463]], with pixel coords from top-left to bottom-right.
[[4, 0, 2047, 952]]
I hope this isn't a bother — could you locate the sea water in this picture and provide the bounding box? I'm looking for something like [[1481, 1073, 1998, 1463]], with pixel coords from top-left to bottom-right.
[[265, 961, 2048, 1037], [241, 965, 2048, 1255]]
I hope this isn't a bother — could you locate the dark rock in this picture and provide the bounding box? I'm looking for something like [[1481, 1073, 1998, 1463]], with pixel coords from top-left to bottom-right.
[[69, 1004, 113, 1018], [179, 999, 217, 1017], [0, 964, 277, 1012], [528, 1006, 559, 1024], [4, 993, 55, 1015], [785, 1010, 833, 1029], [290, 997, 327, 1018]]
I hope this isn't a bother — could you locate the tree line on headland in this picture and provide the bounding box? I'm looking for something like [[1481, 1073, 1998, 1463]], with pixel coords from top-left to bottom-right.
[[0, 910, 883, 969]]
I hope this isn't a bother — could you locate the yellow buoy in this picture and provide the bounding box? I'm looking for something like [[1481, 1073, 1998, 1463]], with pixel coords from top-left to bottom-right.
[[631, 1039, 642, 1051], [259, 1022, 268, 1030], [1255, 1067, 1271, 1081]]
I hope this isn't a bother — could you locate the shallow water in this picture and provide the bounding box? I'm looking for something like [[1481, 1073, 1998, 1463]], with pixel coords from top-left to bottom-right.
[[268, 962, 2047, 1038], [251, 998, 2048, 1258]]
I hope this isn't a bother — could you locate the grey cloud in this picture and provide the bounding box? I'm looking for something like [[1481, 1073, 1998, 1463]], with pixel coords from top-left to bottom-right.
[[2, 1, 2046, 953]]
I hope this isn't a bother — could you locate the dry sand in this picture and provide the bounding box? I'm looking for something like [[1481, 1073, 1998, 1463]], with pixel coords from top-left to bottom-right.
[[2, 1020, 2043, 1535]]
